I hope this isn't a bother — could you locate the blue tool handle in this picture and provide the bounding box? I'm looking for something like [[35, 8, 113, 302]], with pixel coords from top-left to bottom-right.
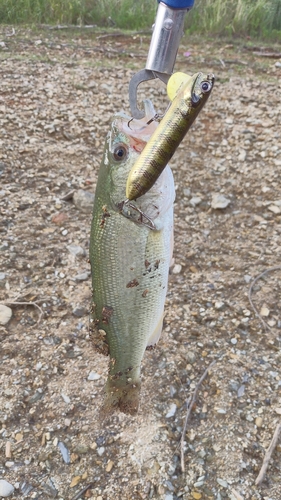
[[160, 0, 194, 8]]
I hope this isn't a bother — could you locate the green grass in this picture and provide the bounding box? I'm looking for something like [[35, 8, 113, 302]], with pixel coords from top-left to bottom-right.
[[0, 0, 280, 40]]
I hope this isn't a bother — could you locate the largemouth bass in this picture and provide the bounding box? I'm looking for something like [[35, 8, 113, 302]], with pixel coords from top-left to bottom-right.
[[89, 101, 175, 415], [126, 72, 214, 201]]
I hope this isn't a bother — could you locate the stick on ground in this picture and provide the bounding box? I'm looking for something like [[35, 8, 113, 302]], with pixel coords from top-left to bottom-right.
[[255, 424, 281, 486], [255, 422, 281, 486], [248, 266, 281, 331], [180, 359, 216, 472], [2, 300, 46, 325]]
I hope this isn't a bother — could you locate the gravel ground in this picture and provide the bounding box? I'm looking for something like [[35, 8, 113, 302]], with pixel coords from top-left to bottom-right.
[[0, 26, 281, 500]]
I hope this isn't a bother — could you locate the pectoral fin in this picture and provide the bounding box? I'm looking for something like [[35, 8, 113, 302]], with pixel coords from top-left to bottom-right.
[[146, 313, 164, 347]]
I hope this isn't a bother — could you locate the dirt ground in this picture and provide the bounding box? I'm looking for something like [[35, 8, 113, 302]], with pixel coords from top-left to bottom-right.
[[0, 26, 281, 500]]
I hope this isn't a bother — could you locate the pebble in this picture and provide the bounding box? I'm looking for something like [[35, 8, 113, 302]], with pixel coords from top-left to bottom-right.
[[58, 441, 71, 464], [97, 446, 105, 456], [244, 274, 251, 283], [72, 306, 88, 317], [194, 480, 205, 487], [214, 301, 224, 310], [268, 204, 281, 214], [211, 193, 231, 209], [230, 338, 237, 345], [105, 460, 114, 472], [190, 196, 202, 206], [72, 271, 90, 282], [217, 478, 228, 488], [5, 461, 14, 468], [67, 244, 86, 257], [61, 393, 71, 404], [275, 61, 281, 68], [165, 403, 177, 418], [260, 305, 270, 317], [238, 149, 246, 161], [164, 494, 173, 500], [172, 264, 182, 274], [88, 371, 101, 381], [255, 416, 263, 427], [73, 189, 95, 213], [0, 304, 12, 325], [0, 480, 14, 497], [0, 272, 6, 280]]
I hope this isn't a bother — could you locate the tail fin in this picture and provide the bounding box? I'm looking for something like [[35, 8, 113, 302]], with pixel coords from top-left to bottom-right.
[[101, 377, 140, 416]]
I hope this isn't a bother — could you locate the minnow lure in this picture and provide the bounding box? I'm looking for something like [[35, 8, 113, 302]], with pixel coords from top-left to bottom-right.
[[126, 72, 214, 201]]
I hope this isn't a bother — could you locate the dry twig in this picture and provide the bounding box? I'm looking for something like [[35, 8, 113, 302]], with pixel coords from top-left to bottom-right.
[[1, 300, 46, 325], [255, 422, 281, 486], [248, 266, 281, 331], [71, 482, 94, 500], [180, 359, 216, 472]]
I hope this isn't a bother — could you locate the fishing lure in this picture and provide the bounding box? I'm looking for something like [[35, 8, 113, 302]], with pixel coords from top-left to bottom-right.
[[126, 71, 214, 201]]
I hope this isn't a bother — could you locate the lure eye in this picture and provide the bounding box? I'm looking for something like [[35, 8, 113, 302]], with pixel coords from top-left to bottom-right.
[[113, 143, 128, 161], [201, 81, 212, 93]]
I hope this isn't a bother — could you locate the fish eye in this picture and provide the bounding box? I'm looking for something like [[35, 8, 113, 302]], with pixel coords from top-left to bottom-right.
[[201, 81, 212, 93], [113, 143, 128, 161]]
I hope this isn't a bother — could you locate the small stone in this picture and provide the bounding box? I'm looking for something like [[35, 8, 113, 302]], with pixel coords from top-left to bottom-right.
[[217, 478, 228, 488], [211, 193, 231, 209], [5, 461, 14, 468], [244, 275, 251, 283], [190, 196, 202, 206], [275, 61, 281, 68], [67, 245, 86, 257], [268, 204, 281, 214], [172, 264, 182, 274], [194, 480, 205, 487], [165, 403, 177, 418], [5, 441, 12, 458], [105, 460, 114, 472], [72, 306, 88, 317], [164, 494, 173, 500], [70, 476, 81, 488], [255, 417, 263, 428], [72, 272, 90, 282], [88, 371, 101, 381], [275, 408, 281, 415], [260, 305, 270, 317], [238, 150, 246, 162], [214, 301, 224, 310], [61, 393, 71, 404], [267, 319, 276, 327], [73, 189, 95, 213], [0, 272, 6, 280], [230, 338, 237, 345], [191, 492, 202, 499], [58, 441, 70, 464], [0, 304, 12, 325], [97, 446, 105, 456], [75, 444, 89, 454], [0, 480, 14, 497]]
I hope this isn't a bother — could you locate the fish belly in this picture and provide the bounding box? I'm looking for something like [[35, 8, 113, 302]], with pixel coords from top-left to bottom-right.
[[90, 197, 172, 414]]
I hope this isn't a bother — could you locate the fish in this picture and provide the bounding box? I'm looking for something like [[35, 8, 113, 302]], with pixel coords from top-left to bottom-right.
[[89, 100, 175, 415], [126, 71, 215, 201]]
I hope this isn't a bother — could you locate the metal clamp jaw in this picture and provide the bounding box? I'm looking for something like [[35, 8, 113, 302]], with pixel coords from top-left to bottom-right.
[[129, 0, 194, 119]]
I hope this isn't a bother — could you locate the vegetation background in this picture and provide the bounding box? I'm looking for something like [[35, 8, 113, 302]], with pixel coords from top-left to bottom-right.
[[0, 0, 281, 40]]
